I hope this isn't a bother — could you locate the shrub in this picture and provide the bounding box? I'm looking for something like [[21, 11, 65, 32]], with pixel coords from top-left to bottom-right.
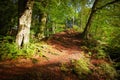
[[71, 57, 92, 79], [0, 42, 19, 60], [0, 36, 39, 60], [96, 49, 107, 59], [95, 62, 118, 80]]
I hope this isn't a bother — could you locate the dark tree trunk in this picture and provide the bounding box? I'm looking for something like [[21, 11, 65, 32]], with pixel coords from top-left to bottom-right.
[[82, 0, 119, 39], [82, 0, 98, 39]]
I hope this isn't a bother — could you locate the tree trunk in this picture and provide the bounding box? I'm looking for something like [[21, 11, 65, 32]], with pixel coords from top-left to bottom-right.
[[82, 0, 98, 39], [82, 0, 119, 39], [38, 13, 47, 39], [16, 0, 34, 48]]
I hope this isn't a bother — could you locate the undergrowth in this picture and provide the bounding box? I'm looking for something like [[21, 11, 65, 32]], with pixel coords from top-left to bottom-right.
[[60, 57, 118, 80], [71, 58, 92, 80], [0, 36, 47, 60]]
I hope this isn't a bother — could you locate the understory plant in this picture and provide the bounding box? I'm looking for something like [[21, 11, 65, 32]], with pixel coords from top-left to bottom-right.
[[0, 36, 46, 60]]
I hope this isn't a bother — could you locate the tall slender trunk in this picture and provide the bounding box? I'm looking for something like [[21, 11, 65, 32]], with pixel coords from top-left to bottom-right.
[[82, 0, 98, 39], [82, 0, 119, 39], [16, 0, 34, 48], [38, 13, 47, 39]]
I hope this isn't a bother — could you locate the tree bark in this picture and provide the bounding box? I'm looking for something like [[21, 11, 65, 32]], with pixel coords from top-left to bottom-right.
[[16, 0, 34, 48], [82, 0, 98, 39], [82, 0, 119, 39], [38, 12, 47, 39]]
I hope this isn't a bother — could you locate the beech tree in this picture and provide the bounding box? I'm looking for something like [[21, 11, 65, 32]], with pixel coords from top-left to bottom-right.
[[16, 0, 34, 47]]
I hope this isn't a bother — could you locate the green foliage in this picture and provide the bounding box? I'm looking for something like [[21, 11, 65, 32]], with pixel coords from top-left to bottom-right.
[[71, 58, 91, 78], [54, 24, 65, 33], [2, 35, 15, 42], [0, 42, 19, 60], [94, 62, 118, 80], [109, 28, 120, 48], [59, 57, 118, 80], [0, 0, 18, 35], [96, 49, 107, 59], [0, 36, 47, 60], [73, 25, 81, 32], [0, 42, 42, 60], [0, 36, 17, 59], [21, 44, 36, 58], [90, 2, 120, 44], [32, 0, 83, 38]]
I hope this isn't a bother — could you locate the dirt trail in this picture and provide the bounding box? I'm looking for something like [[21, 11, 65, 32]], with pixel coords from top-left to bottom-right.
[[0, 30, 86, 80], [44, 30, 84, 64]]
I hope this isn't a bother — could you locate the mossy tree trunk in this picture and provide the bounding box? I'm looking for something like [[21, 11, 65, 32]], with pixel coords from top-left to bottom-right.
[[38, 12, 47, 39], [16, 0, 34, 48]]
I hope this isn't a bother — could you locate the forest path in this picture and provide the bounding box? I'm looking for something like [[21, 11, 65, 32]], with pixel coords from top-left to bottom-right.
[[43, 29, 84, 64], [0, 29, 89, 80]]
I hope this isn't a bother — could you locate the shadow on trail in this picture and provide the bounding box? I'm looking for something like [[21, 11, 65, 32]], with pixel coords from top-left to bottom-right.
[[0, 61, 78, 80], [0, 30, 117, 80], [0, 30, 83, 80], [47, 30, 83, 52]]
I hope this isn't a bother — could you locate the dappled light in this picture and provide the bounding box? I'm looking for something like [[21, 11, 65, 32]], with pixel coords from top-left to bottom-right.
[[0, 0, 120, 80], [0, 30, 118, 80]]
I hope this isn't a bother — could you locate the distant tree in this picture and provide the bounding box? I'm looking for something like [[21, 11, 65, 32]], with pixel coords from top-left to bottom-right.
[[36, 0, 48, 39]]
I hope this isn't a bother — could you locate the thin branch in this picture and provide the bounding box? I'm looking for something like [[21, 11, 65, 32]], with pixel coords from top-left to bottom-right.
[[95, 0, 120, 11]]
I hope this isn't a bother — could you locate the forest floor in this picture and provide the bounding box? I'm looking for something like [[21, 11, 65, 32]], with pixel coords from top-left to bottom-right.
[[0, 29, 115, 80]]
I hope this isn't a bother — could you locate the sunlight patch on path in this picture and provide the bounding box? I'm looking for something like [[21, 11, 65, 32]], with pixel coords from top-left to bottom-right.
[[39, 49, 84, 66]]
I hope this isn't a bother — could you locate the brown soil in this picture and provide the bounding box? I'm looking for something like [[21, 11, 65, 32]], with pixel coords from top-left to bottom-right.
[[0, 30, 107, 80]]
